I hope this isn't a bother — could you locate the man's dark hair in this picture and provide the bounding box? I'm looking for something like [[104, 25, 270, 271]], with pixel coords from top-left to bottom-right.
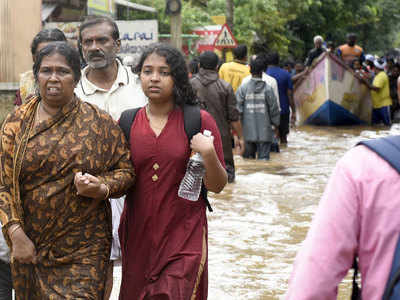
[[188, 57, 200, 75], [347, 33, 357, 40], [33, 42, 82, 85], [79, 15, 120, 43], [250, 56, 265, 76], [268, 52, 280, 66], [327, 41, 335, 48], [284, 61, 294, 68], [30, 28, 67, 56], [233, 44, 247, 60], [255, 53, 269, 69], [199, 51, 219, 70]]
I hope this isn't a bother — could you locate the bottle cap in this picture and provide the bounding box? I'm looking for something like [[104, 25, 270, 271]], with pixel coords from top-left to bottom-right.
[[203, 130, 212, 137]]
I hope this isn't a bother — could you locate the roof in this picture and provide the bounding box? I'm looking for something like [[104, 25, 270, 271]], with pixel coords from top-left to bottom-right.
[[114, 0, 156, 13]]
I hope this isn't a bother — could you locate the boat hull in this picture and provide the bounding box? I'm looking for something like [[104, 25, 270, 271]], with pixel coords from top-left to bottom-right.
[[294, 53, 372, 126]]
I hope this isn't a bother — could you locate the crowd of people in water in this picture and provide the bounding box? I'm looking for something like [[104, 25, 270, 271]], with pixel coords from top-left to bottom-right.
[[188, 33, 400, 150], [2, 14, 400, 300]]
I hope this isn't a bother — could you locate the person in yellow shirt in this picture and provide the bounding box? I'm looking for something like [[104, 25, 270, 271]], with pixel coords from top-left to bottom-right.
[[371, 58, 392, 126], [219, 44, 250, 92]]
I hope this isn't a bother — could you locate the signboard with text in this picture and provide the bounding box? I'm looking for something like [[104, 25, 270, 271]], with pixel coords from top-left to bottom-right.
[[117, 20, 158, 57], [46, 20, 158, 58], [192, 25, 221, 53], [87, 0, 114, 16]]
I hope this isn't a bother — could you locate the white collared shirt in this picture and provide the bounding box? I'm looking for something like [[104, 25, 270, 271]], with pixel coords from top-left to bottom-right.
[[75, 59, 148, 121]]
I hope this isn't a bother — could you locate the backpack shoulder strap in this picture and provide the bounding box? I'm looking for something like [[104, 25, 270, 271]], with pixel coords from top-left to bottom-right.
[[383, 235, 400, 300], [119, 108, 141, 145], [182, 104, 213, 212], [358, 136, 400, 299], [183, 104, 201, 141], [357, 136, 400, 174]]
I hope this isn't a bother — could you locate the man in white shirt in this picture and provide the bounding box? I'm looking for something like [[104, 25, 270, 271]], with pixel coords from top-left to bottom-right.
[[75, 15, 147, 300]]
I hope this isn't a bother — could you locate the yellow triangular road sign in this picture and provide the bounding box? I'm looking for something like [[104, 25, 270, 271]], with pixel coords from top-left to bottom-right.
[[213, 24, 238, 49]]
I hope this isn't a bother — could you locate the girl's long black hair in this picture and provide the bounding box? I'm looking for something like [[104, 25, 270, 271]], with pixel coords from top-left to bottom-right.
[[136, 43, 197, 107]]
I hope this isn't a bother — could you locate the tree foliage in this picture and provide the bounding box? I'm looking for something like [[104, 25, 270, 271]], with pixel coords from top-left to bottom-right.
[[126, 0, 400, 60]]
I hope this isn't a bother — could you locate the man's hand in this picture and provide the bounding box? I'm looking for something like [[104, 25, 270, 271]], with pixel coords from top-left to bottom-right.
[[290, 112, 297, 126], [234, 136, 245, 156]]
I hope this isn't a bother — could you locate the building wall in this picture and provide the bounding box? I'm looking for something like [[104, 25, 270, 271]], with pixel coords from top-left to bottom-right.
[[0, 0, 41, 87], [0, 91, 17, 125]]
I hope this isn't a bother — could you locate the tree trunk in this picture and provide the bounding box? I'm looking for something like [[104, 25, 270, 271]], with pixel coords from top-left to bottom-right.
[[226, 0, 234, 31]]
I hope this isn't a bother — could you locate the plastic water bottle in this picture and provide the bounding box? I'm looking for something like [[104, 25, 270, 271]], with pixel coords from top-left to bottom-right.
[[178, 130, 212, 201]]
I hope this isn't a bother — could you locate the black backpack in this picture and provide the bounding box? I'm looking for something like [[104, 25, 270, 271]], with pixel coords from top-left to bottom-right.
[[351, 136, 400, 300], [119, 105, 213, 212]]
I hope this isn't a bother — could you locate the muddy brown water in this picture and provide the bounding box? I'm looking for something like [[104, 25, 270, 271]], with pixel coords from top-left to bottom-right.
[[110, 124, 400, 300]]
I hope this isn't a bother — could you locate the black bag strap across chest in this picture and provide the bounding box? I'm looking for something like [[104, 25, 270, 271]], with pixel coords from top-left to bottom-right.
[[119, 108, 141, 145]]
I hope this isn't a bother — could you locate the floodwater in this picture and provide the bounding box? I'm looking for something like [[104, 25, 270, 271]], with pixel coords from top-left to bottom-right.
[[110, 124, 400, 300]]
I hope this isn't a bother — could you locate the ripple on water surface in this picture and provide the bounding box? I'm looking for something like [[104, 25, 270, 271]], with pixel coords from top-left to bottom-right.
[[108, 125, 400, 300], [207, 125, 399, 300]]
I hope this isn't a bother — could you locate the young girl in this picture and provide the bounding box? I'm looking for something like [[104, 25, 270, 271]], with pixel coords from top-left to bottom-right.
[[119, 43, 227, 300]]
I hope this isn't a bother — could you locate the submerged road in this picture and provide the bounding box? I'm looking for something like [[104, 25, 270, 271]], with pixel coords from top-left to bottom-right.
[[110, 124, 400, 300]]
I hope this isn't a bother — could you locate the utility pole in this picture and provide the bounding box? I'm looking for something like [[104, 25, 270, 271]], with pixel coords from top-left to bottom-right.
[[170, 12, 182, 50], [167, 0, 182, 51], [226, 0, 234, 32]]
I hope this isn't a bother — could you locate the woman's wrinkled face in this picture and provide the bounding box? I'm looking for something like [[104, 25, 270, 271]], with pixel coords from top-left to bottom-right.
[[37, 53, 76, 108], [140, 53, 174, 104]]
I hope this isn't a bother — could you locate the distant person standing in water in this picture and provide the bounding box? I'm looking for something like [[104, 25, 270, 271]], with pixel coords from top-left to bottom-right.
[[266, 52, 296, 144], [191, 50, 244, 183], [219, 44, 250, 92], [370, 58, 392, 126], [236, 55, 280, 160]]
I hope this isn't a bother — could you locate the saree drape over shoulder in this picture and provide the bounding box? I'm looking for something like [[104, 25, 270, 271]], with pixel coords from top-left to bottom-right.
[[0, 96, 135, 299]]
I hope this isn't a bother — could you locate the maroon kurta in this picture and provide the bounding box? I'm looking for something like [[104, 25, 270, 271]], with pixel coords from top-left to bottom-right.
[[119, 107, 225, 300]]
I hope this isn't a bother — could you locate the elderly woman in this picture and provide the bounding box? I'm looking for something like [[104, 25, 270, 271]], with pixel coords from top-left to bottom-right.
[[15, 28, 67, 106], [0, 41, 135, 299]]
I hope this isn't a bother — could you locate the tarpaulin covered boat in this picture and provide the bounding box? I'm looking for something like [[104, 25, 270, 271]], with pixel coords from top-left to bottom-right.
[[294, 52, 372, 125]]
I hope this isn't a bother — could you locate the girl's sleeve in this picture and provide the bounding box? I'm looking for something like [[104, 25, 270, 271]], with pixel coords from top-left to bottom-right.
[[200, 110, 226, 169]]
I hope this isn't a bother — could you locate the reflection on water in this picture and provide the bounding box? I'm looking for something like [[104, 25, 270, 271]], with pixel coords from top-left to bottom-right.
[[109, 124, 400, 300], [207, 124, 400, 300]]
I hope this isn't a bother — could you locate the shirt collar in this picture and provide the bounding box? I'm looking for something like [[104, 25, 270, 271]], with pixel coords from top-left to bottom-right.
[[79, 59, 130, 96]]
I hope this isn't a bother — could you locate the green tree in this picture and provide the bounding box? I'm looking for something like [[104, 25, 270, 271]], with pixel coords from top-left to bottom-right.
[[125, 0, 400, 60]]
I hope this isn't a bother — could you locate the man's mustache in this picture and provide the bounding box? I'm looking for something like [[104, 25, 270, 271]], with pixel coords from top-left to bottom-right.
[[87, 52, 105, 60]]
